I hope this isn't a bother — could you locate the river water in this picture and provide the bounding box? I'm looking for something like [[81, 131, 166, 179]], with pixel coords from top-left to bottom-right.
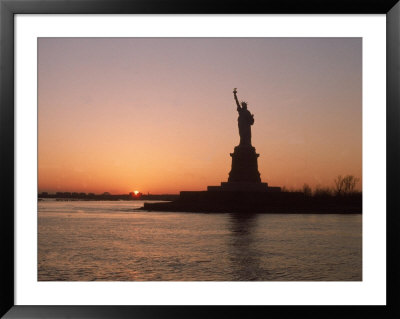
[[38, 200, 362, 281]]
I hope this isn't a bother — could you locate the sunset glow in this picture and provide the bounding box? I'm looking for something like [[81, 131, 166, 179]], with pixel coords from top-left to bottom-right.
[[38, 38, 362, 194]]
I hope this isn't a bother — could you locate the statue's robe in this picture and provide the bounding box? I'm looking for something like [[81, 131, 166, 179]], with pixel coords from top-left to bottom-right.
[[238, 108, 254, 146]]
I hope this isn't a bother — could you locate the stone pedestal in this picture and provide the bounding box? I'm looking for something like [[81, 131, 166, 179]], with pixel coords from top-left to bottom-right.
[[207, 144, 274, 192], [228, 145, 261, 183]]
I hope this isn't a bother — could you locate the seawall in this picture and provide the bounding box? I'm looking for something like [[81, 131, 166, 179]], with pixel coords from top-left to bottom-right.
[[142, 191, 362, 214]]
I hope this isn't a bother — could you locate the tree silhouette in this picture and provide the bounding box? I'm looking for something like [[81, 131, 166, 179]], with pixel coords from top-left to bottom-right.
[[302, 183, 312, 197], [334, 175, 359, 195]]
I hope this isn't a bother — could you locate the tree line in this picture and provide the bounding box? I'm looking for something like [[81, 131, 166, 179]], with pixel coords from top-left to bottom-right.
[[283, 175, 361, 197]]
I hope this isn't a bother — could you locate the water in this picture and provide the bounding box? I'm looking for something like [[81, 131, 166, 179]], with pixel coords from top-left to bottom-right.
[[38, 200, 362, 281]]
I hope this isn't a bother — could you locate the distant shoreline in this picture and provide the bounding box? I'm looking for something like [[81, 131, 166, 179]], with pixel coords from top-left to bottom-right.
[[38, 192, 362, 214], [38, 194, 179, 201]]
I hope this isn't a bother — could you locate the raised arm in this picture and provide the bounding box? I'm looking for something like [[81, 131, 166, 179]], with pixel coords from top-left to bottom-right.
[[233, 90, 241, 111]]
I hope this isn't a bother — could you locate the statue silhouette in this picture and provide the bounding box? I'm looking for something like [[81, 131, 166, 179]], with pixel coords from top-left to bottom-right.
[[234, 89, 254, 146]]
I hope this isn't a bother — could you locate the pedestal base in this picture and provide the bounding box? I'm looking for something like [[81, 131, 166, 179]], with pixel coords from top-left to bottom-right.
[[208, 182, 268, 192], [207, 144, 281, 192], [228, 145, 261, 183]]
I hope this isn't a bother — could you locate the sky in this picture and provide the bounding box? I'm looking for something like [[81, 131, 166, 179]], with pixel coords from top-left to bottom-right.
[[38, 38, 362, 194]]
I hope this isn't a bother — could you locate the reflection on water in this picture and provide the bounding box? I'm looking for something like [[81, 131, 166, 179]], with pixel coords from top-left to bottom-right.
[[228, 214, 263, 280], [38, 200, 362, 281]]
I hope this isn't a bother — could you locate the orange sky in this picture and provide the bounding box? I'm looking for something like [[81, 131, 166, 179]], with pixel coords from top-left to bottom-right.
[[38, 38, 362, 194]]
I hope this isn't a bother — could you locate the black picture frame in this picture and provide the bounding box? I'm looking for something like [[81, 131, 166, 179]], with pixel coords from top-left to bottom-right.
[[1, 0, 399, 318]]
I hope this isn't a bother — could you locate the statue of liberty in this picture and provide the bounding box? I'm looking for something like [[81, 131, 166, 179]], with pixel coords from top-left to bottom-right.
[[233, 88, 254, 146]]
